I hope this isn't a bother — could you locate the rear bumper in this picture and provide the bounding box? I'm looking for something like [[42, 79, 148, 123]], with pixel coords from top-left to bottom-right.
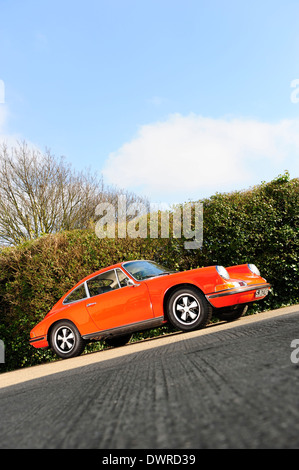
[[206, 283, 271, 308], [29, 335, 49, 349]]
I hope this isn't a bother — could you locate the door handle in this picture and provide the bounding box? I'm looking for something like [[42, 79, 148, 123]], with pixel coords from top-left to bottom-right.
[[86, 302, 97, 307]]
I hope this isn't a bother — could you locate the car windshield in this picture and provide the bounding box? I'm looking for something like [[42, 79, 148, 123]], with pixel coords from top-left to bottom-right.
[[123, 260, 172, 281]]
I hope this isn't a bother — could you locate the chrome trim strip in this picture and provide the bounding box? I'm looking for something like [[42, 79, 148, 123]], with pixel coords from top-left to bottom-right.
[[82, 316, 164, 341], [206, 283, 271, 299], [29, 336, 46, 344]]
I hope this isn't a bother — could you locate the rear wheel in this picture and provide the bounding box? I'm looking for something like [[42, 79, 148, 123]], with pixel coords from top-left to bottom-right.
[[167, 287, 212, 332], [50, 320, 86, 359]]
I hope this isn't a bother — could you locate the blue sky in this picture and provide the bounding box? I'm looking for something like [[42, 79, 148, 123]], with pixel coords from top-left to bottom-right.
[[1, 0, 299, 203]]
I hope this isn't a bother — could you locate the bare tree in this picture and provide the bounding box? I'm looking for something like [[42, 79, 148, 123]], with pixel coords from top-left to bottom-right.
[[0, 141, 148, 245]]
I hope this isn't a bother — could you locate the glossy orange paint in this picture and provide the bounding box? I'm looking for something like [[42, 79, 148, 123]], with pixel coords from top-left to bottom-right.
[[29, 261, 270, 355]]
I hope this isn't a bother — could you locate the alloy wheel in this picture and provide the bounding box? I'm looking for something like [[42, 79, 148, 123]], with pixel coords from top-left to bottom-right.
[[172, 293, 201, 325], [54, 326, 75, 353]]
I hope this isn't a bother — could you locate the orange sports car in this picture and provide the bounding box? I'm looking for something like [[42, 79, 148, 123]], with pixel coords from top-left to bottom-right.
[[30, 260, 270, 359]]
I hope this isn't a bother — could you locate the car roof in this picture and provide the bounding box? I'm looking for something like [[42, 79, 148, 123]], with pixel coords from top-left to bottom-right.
[[72, 260, 148, 285], [81, 261, 124, 282], [58, 260, 151, 305]]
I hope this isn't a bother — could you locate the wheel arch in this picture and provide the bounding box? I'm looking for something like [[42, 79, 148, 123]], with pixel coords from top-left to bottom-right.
[[47, 318, 81, 347], [163, 283, 205, 321]]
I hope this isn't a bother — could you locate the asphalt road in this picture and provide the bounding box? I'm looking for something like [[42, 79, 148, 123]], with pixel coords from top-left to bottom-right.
[[1, 306, 299, 449]]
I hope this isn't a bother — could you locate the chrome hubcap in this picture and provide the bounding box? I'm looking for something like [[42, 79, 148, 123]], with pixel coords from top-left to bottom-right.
[[55, 326, 75, 353], [173, 293, 200, 325]]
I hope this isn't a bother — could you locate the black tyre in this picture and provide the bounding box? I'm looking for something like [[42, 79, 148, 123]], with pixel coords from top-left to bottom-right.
[[105, 334, 132, 347], [50, 320, 86, 359], [214, 304, 248, 322], [167, 287, 212, 332]]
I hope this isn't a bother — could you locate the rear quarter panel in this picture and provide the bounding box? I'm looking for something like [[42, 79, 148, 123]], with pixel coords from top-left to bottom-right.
[[33, 300, 98, 340]]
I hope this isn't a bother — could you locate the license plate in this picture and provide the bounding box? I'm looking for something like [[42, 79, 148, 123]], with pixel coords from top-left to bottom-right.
[[255, 288, 269, 298]]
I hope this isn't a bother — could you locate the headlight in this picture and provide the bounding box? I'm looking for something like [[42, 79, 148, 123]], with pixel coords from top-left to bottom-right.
[[248, 264, 260, 276], [216, 265, 230, 280]]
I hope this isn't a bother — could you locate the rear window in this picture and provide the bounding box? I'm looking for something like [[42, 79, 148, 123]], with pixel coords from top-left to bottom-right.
[[64, 283, 87, 304]]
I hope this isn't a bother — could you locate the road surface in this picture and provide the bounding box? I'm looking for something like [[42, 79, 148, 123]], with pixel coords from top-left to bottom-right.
[[1, 305, 299, 449]]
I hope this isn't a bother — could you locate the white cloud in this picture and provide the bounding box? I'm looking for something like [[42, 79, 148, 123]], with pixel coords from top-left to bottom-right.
[[0, 105, 22, 148], [102, 114, 299, 203]]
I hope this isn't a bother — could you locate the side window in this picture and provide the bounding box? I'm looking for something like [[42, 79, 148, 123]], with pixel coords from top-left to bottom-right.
[[116, 268, 131, 287], [64, 283, 87, 304], [87, 270, 119, 297]]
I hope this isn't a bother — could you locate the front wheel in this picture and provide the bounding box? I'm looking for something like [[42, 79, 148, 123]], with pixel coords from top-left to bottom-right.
[[50, 320, 86, 359], [167, 287, 212, 332]]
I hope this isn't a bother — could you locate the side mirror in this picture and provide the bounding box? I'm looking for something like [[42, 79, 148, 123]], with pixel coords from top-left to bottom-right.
[[126, 278, 139, 287]]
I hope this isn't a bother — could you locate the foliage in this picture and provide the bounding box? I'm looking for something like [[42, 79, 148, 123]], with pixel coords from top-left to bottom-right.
[[196, 171, 299, 310], [0, 141, 149, 245], [0, 173, 298, 372]]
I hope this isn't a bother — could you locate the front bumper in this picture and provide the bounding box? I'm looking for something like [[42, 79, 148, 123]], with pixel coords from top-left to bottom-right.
[[206, 283, 271, 308]]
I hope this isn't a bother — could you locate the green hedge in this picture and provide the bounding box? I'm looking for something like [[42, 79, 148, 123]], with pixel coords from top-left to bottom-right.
[[190, 172, 299, 310], [0, 173, 298, 372]]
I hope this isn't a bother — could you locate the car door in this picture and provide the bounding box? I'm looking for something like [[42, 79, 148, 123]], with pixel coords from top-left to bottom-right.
[[84, 268, 154, 332]]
